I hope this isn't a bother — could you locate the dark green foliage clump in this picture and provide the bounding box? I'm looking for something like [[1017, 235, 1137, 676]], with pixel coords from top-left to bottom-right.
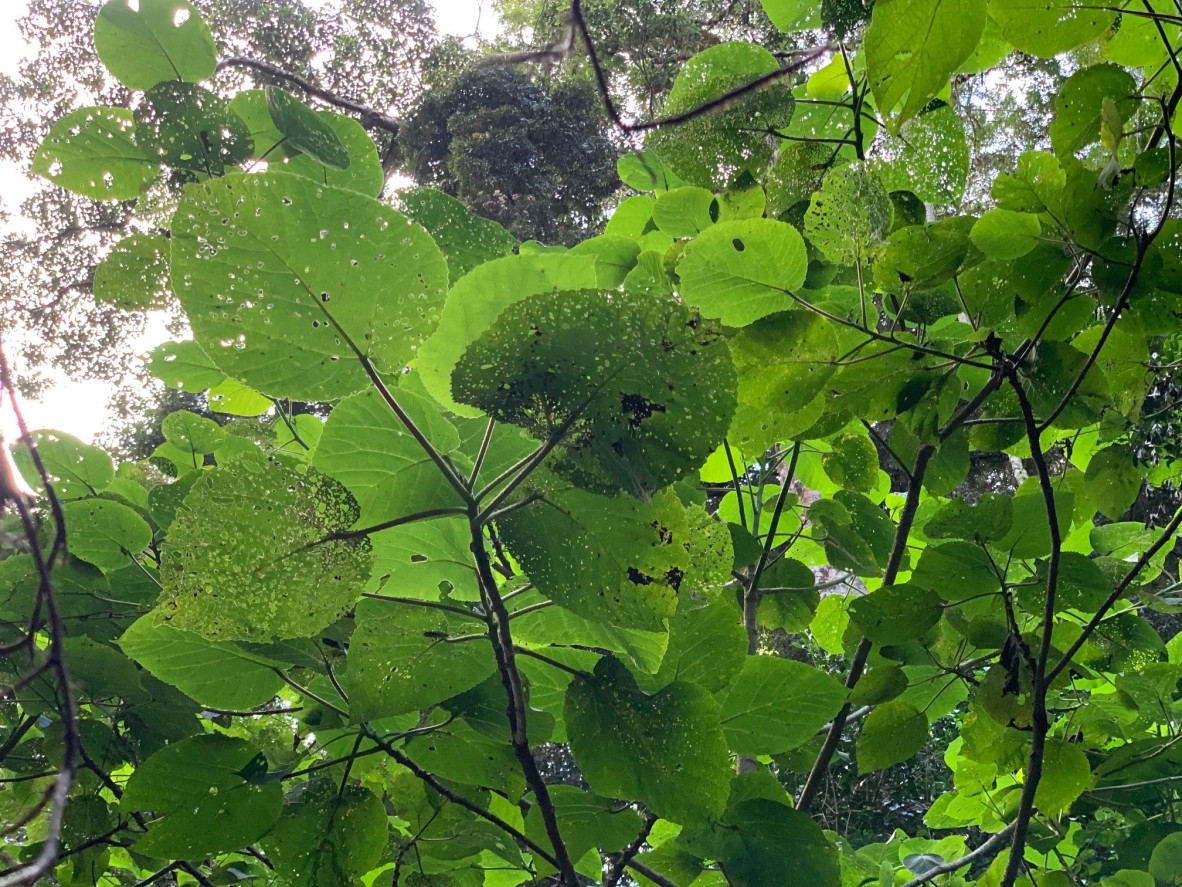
[[397, 66, 619, 244]]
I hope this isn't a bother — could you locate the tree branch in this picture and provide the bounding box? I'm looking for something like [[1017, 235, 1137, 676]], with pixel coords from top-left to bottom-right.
[[467, 511, 579, 884], [215, 57, 402, 134], [796, 444, 936, 812]]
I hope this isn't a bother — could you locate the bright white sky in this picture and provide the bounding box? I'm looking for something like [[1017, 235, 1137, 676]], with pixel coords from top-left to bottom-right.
[[0, 0, 498, 445]]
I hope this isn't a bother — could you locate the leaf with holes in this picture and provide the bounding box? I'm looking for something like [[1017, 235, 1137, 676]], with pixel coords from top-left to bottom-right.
[[32, 107, 157, 200], [156, 453, 373, 641], [565, 658, 731, 824], [170, 172, 448, 401], [677, 219, 808, 326], [452, 289, 736, 497]]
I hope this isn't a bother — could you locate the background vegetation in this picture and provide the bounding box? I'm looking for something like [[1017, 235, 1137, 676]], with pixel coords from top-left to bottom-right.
[[3, 0, 1182, 885]]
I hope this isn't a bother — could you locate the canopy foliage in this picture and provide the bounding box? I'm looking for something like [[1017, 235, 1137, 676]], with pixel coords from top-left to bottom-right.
[[4, 1, 1182, 886]]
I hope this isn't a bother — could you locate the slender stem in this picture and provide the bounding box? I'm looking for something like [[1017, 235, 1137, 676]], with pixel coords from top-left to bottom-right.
[[467, 511, 579, 884], [361, 593, 482, 619], [468, 418, 496, 489], [1047, 506, 1182, 684], [513, 646, 591, 679], [273, 670, 349, 719], [603, 813, 657, 886], [999, 368, 1061, 887], [324, 507, 469, 544], [358, 357, 472, 500], [625, 859, 680, 887], [723, 440, 748, 530], [360, 725, 564, 873], [900, 822, 1018, 887], [796, 444, 935, 812]]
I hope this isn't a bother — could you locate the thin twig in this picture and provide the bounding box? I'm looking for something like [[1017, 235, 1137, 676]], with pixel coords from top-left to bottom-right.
[[900, 822, 1017, 887], [215, 57, 402, 134], [467, 513, 579, 884], [796, 445, 935, 812]]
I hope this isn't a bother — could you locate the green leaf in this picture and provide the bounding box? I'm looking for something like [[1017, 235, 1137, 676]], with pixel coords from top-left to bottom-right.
[[643, 593, 747, 693], [1050, 65, 1139, 160], [515, 601, 665, 675], [1085, 443, 1141, 520], [1034, 741, 1092, 815], [312, 386, 464, 527], [970, 208, 1042, 259], [766, 142, 830, 217], [62, 499, 152, 574], [875, 218, 973, 291], [728, 310, 838, 450], [652, 186, 716, 238], [993, 150, 1066, 212], [118, 615, 285, 710], [911, 540, 1001, 601], [809, 491, 897, 578], [925, 493, 1013, 542], [822, 432, 879, 492], [32, 107, 156, 200], [648, 42, 795, 189], [266, 87, 350, 171], [569, 235, 643, 288], [161, 410, 225, 458], [453, 290, 736, 497], [759, 0, 820, 30], [400, 187, 516, 282], [498, 487, 689, 630], [856, 699, 928, 773], [757, 557, 820, 633], [13, 430, 113, 500], [156, 453, 373, 641], [565, 658, 731, 824], [676, 219, 809, 326], [865, 0, 986, 124], [718, 657, 848, 754], [262, 780, 387, 886], [347, 599, 496, 720], [850, 663, 909, 705], [618, 150, 688, 191], [171, 172, 448, 401], [686, 797, 840, 887], [805, 163, 892, 263], [367, 516, 476, 599], [147, 340, 225, 392], [1150, 834, 1182, 885], [849, 584, 943, 644], [207, 379, 273, 417], [94, 0, 217, 91], [994, 481, 1074, 559], [877, 104, 970, 205], [988, 0, 1114, 57], [94, 233, 171, 310], [228, 90, 383, 196], [417, 252, 598, 416], [135, 81, 253, 177], [122, 734, 282, 859]]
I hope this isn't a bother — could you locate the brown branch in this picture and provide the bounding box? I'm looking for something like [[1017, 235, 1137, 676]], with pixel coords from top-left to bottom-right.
[[468, 512, 579, 884], [603, 812, 657, 886], [0, 345, 78, 887], [796, 444, 936, 812], [571, 0, 831, 135], [999, 367, 1061, 887], [360, 725, 565, 873], [215, 57, 401, 134], [1047, 505, 1182, 685], [901, 822, 1017, 887]]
